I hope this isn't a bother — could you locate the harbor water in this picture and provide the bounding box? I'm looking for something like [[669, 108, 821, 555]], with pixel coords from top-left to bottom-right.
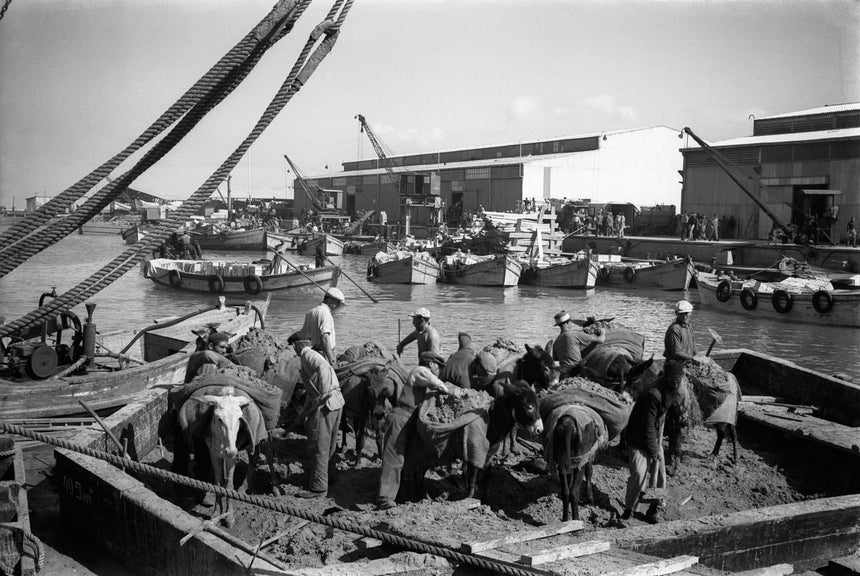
[[1, 232, 858, 381]]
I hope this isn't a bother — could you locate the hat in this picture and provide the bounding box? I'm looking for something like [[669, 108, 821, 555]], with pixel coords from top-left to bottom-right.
[[457, 332, 472, 349], [410, 307, 431, 320], [675, 300, 693, 314], [553, 311, 571, 326], [419, 351, 446, 368], [325, 287, 345, 303], [208, 332, 231, 346], [287, 330, 312, 344], [473, 351, 498, 374]]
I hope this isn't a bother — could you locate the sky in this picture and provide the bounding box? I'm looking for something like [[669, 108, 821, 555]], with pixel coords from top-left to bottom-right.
[[0, 0, 857, 208]]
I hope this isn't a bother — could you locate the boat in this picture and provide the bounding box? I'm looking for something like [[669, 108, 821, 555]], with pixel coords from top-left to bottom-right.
[[190, 225, 268, 251], [0, 295, 269, 420], [297, 233, 344, 256], [518, 256, 599, 289], [121, 223, 146, 245], [693, 269, 860, 328], [367, 250, 439, 284], [344, 240, 394, 255], [78, 216, 135, 235], [440, 253, 522, 287], [595, 256, 692, 290], [143, 254, 340, 296]]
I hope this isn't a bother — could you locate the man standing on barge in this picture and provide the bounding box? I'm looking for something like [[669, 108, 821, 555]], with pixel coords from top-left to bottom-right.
[[396, 308, 441, 366], [302, 287, 345, 365], [664, 300, 696, 378]]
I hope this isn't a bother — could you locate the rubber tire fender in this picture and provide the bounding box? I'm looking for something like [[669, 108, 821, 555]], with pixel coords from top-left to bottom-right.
[[771, 289, 793, 313], [208, 274, 225, 294], [624, 266, 636, 283], [739, 288, 757, 310], [243, 274, 263, 295], [716, 279, 732, 302], [811, 290, 833, 313], [168, 269, 182, 288], [219, 230, 229, 241]]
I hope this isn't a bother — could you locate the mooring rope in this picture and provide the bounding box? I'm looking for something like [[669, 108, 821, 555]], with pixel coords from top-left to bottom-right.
[[0, 0, 350, 338], [0, 0, 301, 250], [0, 423, 548, 576]]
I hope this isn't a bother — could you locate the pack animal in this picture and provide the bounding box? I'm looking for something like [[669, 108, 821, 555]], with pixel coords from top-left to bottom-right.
[[550, 408, 604, 521]]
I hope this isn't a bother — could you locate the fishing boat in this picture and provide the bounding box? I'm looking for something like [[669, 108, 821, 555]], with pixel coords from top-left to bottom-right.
[[190, 225, 268, 251], [0, 295, 269, 420], [596, 256, 693, 290], [367, 250, 439, 284], [143, 254, 340, 297], [694, 269, 860, 328], [440, 253, 522, 287], [518, 256, 599, 289], [297, 233, 344, 256], [344, 240, 394, 255]]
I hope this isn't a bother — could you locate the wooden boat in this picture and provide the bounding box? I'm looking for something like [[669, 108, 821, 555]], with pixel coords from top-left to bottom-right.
[[440, 254, 522, 287], [143, 255, 340, 297], [297, 233, 344, 256], [0, 295, 269, 420], [78, 217, 133, 235], [518, 256, 598, 289], [694, 269, 860, 328], [367, 251, 439, 284], [343, 240, 394, 256], [596, 256, 692, 290], [190, 226, 267, 251], [121, 224, 146, 245]]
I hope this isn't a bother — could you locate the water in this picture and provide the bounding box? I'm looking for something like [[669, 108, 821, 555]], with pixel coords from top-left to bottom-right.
[[2, 232, 858, 380]]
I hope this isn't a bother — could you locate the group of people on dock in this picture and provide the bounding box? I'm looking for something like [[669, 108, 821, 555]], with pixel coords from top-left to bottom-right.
[[678, 212, 720, 242]]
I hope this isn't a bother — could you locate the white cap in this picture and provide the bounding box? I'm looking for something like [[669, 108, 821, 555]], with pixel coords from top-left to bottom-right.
[[325, 287, 345, 303], [675, 300, 693, 314], [410, 307, 431, 320]]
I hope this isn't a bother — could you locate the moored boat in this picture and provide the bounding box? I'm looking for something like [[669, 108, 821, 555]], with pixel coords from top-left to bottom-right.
[[190, 226, 268, 251], [440, 253, 522, 287], [143, 256, 340, 297], [367, 250, 439, 284], [297, 233, 344, 256], [0, 295, 269, 420], [518, 256, 598, 289], [694, 269, 860, 328], [121, 223, 146, 245], [596, 256, 692, 290]]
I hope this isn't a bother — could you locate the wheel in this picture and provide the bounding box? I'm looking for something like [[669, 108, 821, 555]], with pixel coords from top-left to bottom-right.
[[208, 274, 225, 294], [771, 289, 793, 313], [811, 290, 833, 313], [168, 269, 182, 288], [623, 266, 636, 283], [739, 288, 757, 310], [243, 274, 263, 295], [716, 279, 732, 302]]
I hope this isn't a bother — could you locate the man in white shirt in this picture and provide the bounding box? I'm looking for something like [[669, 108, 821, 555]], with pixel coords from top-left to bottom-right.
[[302, 287, 345, 364]]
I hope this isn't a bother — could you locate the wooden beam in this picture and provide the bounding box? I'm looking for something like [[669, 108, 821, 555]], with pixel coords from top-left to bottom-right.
[[732, 564, 794, 576], [288, 554, 451, 576], [518, 540, 611, 566], [357, 537, 383, 550], [461, 520, 584, 553], [603, 555, 699, 576]]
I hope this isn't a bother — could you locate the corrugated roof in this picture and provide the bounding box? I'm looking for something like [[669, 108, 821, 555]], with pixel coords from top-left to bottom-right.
[[322, 152, 578, 178], [757, 102, 860, 120], [682, 127, 860, 149]]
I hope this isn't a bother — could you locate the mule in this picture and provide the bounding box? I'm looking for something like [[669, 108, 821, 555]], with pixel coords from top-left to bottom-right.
[[338, 360, 401, 464], [552, 414, 596, 521]]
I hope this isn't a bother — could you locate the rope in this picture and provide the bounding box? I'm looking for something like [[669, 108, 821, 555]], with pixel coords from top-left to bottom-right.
[[0, 423, 547, 576], [0, 0, 309, 272], [21, 528, 45, 573], [0, 0, 347, 337], [0, 0, 11, 22]]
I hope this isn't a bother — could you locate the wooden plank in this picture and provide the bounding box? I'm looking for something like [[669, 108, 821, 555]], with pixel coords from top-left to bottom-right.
[[603, 555, 699, 576], [740, 404, 860, 455], [357, 537, 383, 550], [519, 540, 611, 566], [474, 547, 522, 564], [732, 564, 794, 576], [288, 554, 450, 576], [829, 554, 860, 576], [461, 520, 584, 553]]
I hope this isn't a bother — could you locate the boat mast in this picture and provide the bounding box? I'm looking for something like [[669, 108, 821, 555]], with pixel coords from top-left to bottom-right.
[[226, 175, 233, 221]]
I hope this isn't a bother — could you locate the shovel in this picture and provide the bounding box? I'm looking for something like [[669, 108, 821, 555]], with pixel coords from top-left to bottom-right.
[[706, 328, 723, 356]]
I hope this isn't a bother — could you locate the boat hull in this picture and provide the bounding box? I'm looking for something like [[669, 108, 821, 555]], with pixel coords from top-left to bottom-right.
[[193, 228, 267, 251], [441, 255, 522, 287], [598, 258, 692, 290], [520, 259, 598, 288], [695, 271, 860, 328], [121, 225, 145, 245], [368, 255, 439, 284], [299, 234, 344, 256]]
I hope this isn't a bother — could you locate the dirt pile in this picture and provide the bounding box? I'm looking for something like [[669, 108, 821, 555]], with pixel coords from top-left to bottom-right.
[[422, 389, 492, 424], [685, 360, 734, 416]]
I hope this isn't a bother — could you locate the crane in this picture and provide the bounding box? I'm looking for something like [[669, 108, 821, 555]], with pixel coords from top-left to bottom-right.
[[284, 153, 336, 213], [355, 113, 404, 194], [682, 127, 792, 238]]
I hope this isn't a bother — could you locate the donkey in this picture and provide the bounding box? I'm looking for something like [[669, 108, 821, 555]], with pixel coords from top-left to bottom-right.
[[550, 407, 605, 521]]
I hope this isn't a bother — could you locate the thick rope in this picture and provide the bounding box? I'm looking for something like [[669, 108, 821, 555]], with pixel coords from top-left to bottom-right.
[[0, 423, 548, 576], [0, 1, 310, 277], [0, 1, 347, 337], [0, 0, 300, 250]]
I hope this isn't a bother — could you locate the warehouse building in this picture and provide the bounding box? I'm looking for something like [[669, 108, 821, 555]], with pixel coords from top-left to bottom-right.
[[298, 126, 683, 231], [680, 103, 860, 242]]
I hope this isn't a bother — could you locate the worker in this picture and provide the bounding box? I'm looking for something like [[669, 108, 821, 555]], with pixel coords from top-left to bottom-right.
[[663, 300, 697, 378], [620, 362, 682, 524], [288, 331, 345, 499], [179, 228, 195, 260], [302, 287, 345, 365], [376, 351, 462, 510], [551, 310, 605, 376], [314, 242, 326, 268], [396, 307, 441, 365], [184, 332, 234, 383], [847, 216, 857, 247], [440, 332, 499, 390]]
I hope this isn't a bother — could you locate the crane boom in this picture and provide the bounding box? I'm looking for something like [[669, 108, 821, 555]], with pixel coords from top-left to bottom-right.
[[682, 127, 792, 237], [284, 153, 325, 211], [355, 113, 404, 193]]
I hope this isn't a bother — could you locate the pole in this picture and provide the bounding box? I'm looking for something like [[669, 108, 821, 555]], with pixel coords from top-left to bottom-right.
[[325, 256, 379, 304], [275, 252, 328, 295]]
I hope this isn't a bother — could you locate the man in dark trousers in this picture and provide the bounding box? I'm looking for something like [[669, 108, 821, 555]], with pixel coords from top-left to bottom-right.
[[621, 362, 682, 524], [315, 242, 326, 268]]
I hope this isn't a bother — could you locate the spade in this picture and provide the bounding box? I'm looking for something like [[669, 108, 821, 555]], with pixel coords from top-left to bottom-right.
[[706, 328, 723, 357]]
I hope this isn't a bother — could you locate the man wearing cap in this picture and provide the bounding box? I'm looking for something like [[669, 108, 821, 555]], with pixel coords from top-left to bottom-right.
[[302, 287, 345, 364], [377, 351, 461, 510], [396, 308, 441, 365], [288, 331, 345, 498], [440, 333, 499, 390], [183, 331, 235, 383], [620, 364, 681, 524], [664, 300, 697, 378], [551, 310, 605, 375]]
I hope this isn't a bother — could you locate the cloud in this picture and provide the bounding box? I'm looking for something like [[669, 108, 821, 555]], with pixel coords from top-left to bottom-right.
[[371, 122, 445, 154], [582, 94, 636, 121], [510, 95, 543, 121]]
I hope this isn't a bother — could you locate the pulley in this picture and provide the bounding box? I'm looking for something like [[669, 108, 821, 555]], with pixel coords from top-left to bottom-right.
[[27, 345, 58, 379]]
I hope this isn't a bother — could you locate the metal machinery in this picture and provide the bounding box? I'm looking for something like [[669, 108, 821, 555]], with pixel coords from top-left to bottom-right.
[[284, 153, 350, 232]]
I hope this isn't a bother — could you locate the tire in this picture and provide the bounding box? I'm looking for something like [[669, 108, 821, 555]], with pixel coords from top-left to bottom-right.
[[624, 266, 636, 283], [219, 230, 229, 241], [243, 274, 263, 295], [740, 288, 757, 310], [208, 274, 225, 294], [716, 279, 732, 302], [811, 290, 833, 313], [771, 290, 793, 313], [168, 269, 182, 288]]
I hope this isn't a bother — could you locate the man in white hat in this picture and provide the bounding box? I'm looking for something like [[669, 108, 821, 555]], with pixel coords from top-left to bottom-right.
[[551, 310, 605, 375], [396, 307, 441, 365], [302, 287, 346, 364], [664, 300, 697, 379]]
